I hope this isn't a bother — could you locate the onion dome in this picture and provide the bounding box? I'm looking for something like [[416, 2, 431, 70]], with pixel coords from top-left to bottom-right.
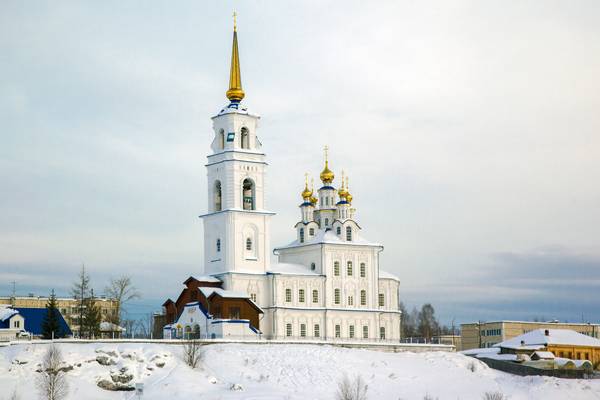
[[301, 174, 313, 200], [320, 145, 335, 184], [345, 176, 353, 204], [338, 170, 348, 199]]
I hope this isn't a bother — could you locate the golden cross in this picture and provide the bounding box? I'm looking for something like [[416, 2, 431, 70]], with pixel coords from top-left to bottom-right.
[[233, 11, 237, 31], [324, 145, 329, 161], [304, 172, 309, 186]]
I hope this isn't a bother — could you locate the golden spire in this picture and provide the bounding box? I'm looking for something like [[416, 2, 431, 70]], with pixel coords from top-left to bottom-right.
[[301, 173, 313, 200], [345, 176, 353, 203], [226, 11, 245, 102], [320, 145, 335, 184]]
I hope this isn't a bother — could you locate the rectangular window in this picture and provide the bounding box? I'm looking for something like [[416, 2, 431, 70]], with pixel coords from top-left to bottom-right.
[[380, 327, 386, 340], [286, 323, 292, 337], [227, 132, 235, 142], [348, 296, 354, 306], [299, 289, 305, 303], [378, 293, 385, 307], [349, 325, 355, 339], [250, 293, 257, 302], [300, 323, 306, 337], [360, 263, 366, 277], [299, 228, 304, 243], [334, 289, 340, 305], [312, 290, 318, 303], [363, 325, 369, 339], [360, 290, 366, 306], [335, 324, 341, 338], [314, 324, 320, 338], [285, 288, 292, 303], [334, 262, 340, 276], [229, 307, 240, 319], [347, 261, 353, 276], [309, 228, 315, 235]]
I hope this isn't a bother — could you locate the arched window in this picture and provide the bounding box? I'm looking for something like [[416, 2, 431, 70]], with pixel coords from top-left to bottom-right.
[[349, 325, 355, 338], [286, 323, 292, 337], [314, 324, 320, 337], [360, 290, 366, 306], [242, 179, 255, 210], [346, 226, 352, 241], [216, 239, 221, 253], [360, 263, 366, 278], [285, 288, 292, 302], [334, 288, 340, 305], [241, 127, 250, 149], [300, 323, 306, 337], [310, 262, 316, 270], [219, 129, 225, 149], [309, 228, 315, 236], [299, 228, 305, 243], [379, 327, 386, 340], [335, 324, 341, 338], [246, 237, 252, 251], [363, 325, 369, 339], [347, 261, 353, 276], [334, 261, 340, 276], [214, 180, 222, 211], [312, 289, 318, 303], [336, 226, 341, 235], [378, 293, 385, 307], [348, 295, 354, 306], [298, 289, 305, 303]]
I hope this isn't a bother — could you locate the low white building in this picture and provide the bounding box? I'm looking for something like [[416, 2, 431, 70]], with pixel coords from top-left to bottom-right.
[[0, 307, 24, 341]]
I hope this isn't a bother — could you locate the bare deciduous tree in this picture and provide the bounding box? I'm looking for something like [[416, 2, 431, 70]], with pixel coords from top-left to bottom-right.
[[336, 374, 368, 400], [36, 345, 68, 400], [483, 392, 505, 400], [182, 339, 203, 369], [105, 275, 140, 326]]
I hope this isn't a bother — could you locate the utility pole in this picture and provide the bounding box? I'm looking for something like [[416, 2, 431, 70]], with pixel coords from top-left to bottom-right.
[[10, 281, 16, 306]]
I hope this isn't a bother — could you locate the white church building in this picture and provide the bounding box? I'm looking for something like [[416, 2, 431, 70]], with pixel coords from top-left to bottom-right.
[[175, 19, 401, 341]]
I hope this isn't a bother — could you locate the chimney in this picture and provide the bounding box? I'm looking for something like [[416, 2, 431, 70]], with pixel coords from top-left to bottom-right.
[[544, 329, 549, 336]]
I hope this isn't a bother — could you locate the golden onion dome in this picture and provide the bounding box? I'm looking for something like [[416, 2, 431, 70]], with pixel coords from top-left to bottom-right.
[[301, 174, 313, 200], [310, 196, 318, 205], [345, 176, 353, 203], [301, 186, 313, 200], [320, 161, 335, 184], [338, 170, 348, 198]]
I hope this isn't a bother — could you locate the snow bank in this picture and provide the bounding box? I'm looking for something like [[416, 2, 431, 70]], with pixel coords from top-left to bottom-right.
[[0, 342, 598, 399]]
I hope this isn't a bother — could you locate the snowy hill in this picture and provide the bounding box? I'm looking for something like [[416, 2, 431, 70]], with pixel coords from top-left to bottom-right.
[[1, 342, 598, 399]]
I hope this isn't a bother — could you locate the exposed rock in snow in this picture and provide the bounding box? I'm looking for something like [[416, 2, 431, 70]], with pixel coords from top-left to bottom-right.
[[95, 354, 116, 366], [230, 383, 244, 391]]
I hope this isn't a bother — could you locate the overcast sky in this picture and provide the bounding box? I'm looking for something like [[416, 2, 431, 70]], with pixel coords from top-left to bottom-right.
[[1, 1, 599, 325]]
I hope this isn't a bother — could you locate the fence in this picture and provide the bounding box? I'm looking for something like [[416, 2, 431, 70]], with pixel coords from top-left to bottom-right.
[[477, 356, 595, 379]]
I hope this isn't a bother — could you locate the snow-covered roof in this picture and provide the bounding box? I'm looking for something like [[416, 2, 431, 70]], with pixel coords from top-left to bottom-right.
[[476, 353, 517, 362], [496, 329, 600, 349], [0, 307, 19, 322], [186, 275, 221, 284], [379, 270, 400, 281], [275, 229, 382, 251], [267, 263, 321, 276], [199, 287, 249, 299], [99, 322, 125, 332], [532, 351, 555, 360]]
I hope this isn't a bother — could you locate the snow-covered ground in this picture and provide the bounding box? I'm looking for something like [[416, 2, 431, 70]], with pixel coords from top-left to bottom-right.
[[1, 342, 598, 399]]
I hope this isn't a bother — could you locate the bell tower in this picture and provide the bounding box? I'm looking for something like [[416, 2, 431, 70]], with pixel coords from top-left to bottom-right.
[[200, 15, 274, 275]]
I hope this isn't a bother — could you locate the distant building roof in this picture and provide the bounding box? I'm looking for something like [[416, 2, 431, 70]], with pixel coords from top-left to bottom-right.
[[378, 270, 400, 281], [496, 329, 600, 349], [14, 307, 72, 336]]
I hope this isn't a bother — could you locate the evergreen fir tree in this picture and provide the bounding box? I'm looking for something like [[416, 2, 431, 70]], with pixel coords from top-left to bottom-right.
[[41, 289, 62, 339], [82, 289, 101, 339]]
